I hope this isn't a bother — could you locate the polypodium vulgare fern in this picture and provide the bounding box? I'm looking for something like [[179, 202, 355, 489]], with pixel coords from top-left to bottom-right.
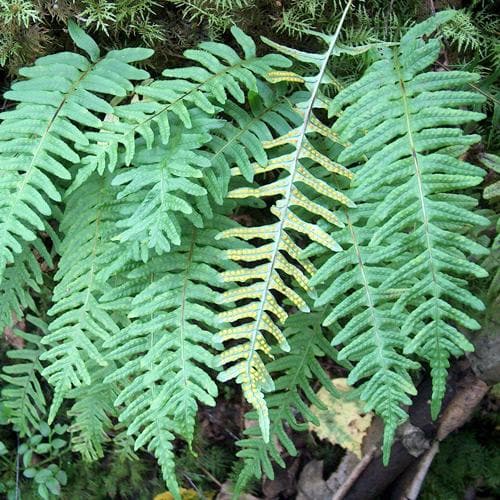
[[0, 20, 152, 280], [102, 214, 246, 493], [311, 204, 420, 463], [0, 9, 493, 498], [216, 1, 354, 442], [324, 10, 489, 428], [79, 26, 292, 259], [41, 173, 122, 422]]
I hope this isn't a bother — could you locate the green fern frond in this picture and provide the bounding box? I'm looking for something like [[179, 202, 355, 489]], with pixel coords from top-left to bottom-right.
[[233, 312, 340, 493], [102, 214, 244, 496], [111, 110, 221, 256], [0, 20, 152, 280], [329, 10, 489, 420], [67, 364, 118, 462], [0, 240, 49, 332], [70, 26, 290, 199], [105, 25, 290, 160], [311, 204, 419, 463], [1, 316, 48, 436], [215, 1, 354, 442], [40, 173, 121, 423]]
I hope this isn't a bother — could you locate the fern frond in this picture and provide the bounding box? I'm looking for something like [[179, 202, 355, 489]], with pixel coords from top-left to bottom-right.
[[40, 173, 121, 423], [329, 10, 489, 420], [0, 240, 48, 332], [111, 110, 222, 256], [311, 204, 419, 463], [1, 316, 47, 436], [0, 20, 152, 279], [104, 25, 290, 163], [216, 1, 354, 441], [233, 312, 340, 494], [67, 364, 118, 462], [102, 214, 244, 496]]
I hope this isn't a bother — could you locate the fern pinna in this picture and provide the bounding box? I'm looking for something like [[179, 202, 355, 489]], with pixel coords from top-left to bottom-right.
[[0, 8, 493, 499]]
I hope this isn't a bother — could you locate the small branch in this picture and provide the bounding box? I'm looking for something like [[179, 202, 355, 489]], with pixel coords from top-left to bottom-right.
[[332, 447, 377, 500], [398, 441, 440, 500], [199, 464, 223, 488], [393, 373, 489, 500]]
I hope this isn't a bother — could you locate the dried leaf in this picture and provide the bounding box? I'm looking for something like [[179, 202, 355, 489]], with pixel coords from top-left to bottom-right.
[[309, 378, 373, 458]]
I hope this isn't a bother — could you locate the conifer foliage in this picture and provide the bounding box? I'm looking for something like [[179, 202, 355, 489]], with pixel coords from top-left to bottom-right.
[[0, 6, 493, 498]]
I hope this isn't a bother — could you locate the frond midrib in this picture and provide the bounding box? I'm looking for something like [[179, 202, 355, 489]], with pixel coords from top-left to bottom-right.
[[393, 50, 445, 389]]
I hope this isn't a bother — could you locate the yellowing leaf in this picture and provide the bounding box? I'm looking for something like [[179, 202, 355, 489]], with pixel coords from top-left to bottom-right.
[[309, 378, 373, 458], [154, 488, 199, 500]]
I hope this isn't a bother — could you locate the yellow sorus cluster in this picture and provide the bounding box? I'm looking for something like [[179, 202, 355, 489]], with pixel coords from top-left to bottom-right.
[[226, 244, 273, 262], [291, 186, 342, 226], [280, 208, 339, 250], [217, 224, 277, 241], [301, 142, 354, 179], [260, 313, 289, 349], [295, 164, 354, 207], [265, 70, 305, 84], [278, 232, 316, 274], [307, 115, 347, 145], [262, 128, 300, 149], [251, 154, 295, 175], [221, 266, 267, 283]]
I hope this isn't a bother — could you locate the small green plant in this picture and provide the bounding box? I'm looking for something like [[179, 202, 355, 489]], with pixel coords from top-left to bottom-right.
[[0, 5, 496, 498]]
